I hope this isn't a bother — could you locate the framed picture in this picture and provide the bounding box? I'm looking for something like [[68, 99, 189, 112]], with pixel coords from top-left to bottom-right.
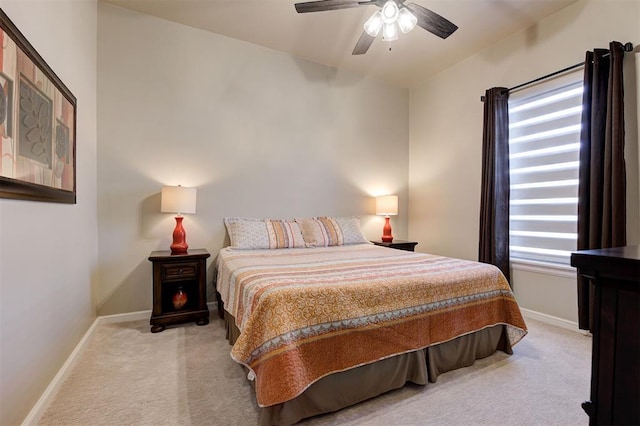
[[0, 8, 76, 204]]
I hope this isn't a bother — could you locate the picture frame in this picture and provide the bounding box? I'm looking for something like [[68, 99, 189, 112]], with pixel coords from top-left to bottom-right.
[[0, 8, 77, 204]]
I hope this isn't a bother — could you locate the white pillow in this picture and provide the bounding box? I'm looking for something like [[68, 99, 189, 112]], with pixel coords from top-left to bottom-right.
[[332, 216, 369, 245]]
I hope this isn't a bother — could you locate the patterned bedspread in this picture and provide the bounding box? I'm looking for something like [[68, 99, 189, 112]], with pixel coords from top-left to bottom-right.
[[216, 244, 527, 407]]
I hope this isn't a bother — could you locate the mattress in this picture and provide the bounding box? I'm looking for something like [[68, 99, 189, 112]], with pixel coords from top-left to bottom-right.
[[216, 243, 527, 412]]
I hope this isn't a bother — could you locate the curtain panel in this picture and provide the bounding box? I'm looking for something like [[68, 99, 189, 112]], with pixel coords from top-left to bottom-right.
[[479, 87, 511, 284], [577, 41, 627, 331]]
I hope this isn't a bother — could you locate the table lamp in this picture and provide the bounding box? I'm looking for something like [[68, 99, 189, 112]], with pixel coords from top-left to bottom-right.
[[376, 195, 398, 242], [161, 185, 196, 254]]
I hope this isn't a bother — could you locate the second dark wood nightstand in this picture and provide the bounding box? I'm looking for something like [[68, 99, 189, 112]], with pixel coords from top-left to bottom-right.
[[148, 249, 210, 333], [371, 240, 418, 252]]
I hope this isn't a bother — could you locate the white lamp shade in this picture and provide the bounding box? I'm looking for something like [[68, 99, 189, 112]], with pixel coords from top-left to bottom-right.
[[397, 8, 417, 33], [161, 186, 197, 215], [381, 22, 398, 41], [380, 0, 399, 24], [364, 10, 383, 37], [376, 195, 398, 216]]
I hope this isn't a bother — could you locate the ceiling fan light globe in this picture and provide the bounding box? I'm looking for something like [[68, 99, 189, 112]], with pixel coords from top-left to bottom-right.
[[381, 22, 398, 41], [397, 8, 417, 33], [380, 0, 399, 24], [364, 11, 383, 37]]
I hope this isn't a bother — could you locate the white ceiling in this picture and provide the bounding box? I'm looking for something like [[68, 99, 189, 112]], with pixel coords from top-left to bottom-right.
[[101, 0, 578, 88]]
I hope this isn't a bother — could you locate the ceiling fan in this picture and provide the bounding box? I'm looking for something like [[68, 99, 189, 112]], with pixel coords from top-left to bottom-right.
[[294, 0, 458, 55]]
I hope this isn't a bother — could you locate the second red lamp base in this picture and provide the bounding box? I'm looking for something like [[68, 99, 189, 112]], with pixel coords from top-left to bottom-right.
[[381, 216, 394, 242]]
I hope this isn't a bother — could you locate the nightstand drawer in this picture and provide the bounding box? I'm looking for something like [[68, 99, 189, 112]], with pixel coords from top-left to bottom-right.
[[161, 262, 198, 280]]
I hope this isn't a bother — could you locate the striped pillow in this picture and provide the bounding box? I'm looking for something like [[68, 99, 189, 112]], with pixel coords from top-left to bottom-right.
[[296, 218, 335, 247], [297, 216, 369, 247], [296, 217, 349, 247], [266, 220, 306, 249], [224, 218, 305, 249]]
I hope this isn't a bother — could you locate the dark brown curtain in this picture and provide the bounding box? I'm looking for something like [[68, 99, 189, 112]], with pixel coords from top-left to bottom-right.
[[577, 41, 627, 331], [479, 87, 511, 284]]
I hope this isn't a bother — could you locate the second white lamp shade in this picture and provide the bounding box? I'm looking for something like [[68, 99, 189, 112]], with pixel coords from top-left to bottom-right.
[[376, 195, 398, 216]]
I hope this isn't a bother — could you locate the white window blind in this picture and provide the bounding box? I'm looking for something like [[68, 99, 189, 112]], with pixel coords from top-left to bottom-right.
[[508, 71, 583, 265]]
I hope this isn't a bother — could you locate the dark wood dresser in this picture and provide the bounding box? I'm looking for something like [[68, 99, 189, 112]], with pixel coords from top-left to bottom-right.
[[571, 245, 640, 425]]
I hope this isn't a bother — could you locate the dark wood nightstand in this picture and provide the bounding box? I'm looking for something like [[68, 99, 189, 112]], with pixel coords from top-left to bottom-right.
[[371, 240, 418, 252], [148, 249, 210, 333]]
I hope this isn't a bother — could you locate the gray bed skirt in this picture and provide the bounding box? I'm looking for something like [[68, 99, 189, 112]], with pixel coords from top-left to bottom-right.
[[224, 310, 512, 425]]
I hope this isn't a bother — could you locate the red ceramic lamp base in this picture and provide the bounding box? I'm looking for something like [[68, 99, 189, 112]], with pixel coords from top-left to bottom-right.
[[381, 216, 393, 243], [170, 216, 189, 255]]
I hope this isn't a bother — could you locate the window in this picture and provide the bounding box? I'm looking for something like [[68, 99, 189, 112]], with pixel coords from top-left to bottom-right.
[[508, 71, 583, 265]]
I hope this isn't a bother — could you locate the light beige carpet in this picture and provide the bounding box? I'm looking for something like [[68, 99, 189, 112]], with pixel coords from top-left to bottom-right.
[[38, 311, 591, 425]]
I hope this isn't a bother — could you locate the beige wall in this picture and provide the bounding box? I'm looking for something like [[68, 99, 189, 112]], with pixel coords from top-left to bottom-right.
[[0, 1, 98, 424], [408, 0, 640, 325], [5, 0, 637, 420], [96, 4, 410, 315]]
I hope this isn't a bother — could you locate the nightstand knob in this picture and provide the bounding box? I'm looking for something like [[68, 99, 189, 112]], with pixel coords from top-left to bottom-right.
[[178, 268, 184, 275]]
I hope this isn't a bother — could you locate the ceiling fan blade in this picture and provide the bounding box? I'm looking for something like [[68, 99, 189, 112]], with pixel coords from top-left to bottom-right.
[[404, 3, 458, 39], [295, 0, 364, 13], [352, 31, 376, 55]]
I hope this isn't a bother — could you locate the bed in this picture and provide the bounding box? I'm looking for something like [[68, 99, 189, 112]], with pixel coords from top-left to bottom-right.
[[215, 220, 527, 425]]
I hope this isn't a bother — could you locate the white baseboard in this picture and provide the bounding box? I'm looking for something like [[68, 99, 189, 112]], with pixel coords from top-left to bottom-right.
[[98, 302, 218, 324], [98, 309, 152, 324], [520, 307, 587, 334], [22, 302, 219, 425], [22, 317, 101, 426]]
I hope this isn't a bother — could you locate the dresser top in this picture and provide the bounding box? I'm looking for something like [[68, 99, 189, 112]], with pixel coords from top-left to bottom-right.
[[572, 245, 639, 261], [571, 245, 639, 283]]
